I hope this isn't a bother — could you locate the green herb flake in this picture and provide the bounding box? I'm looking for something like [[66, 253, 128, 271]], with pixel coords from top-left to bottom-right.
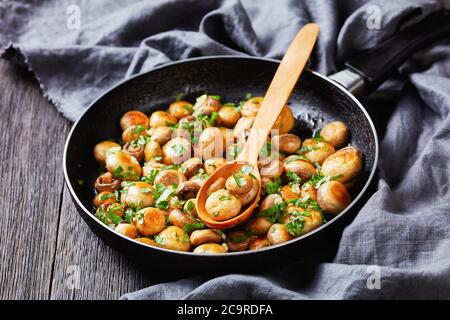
[[287, 171, 302, 185], [154, 234, 165, 246], [256, 202, 286, 223], [77, 179, 84, 186], [113, 165, 124, 178], [100, 193, 114, 201], [171, 143, 187, 157], [232, 173, 245, 187], [265, 177, 282, 195]]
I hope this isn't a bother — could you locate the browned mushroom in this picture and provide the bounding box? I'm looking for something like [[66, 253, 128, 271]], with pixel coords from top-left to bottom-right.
[[123, 141, 145, 162], [193, 95, 221, 117], [95, 172, 121, 193], [169, 100, 194, 119], [180, 157, 203, 179], [226, 231, 251, 252], [154, 169, 187, 187], [120, 111, 149, 131], [176, 181, 200, 199]]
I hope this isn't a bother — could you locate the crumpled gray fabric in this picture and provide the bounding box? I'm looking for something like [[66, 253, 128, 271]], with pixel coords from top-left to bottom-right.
[[2, 0, 450, 299]]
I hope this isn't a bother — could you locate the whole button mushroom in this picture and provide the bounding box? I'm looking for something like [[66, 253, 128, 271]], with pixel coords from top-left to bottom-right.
[[176, 181, 200, 199], [168, 100, 193, 119], [162, 137, 191, 165], [320, 146, 362, 187], [283, 157, 316, 182], [105, 148, 142, 180], [168, 209, 196, 229], [272, 133, 302, 155], [204, 158, 226, 175], [120, 111, 149, 131], [150, 126, 173, 146], [320, 121, 349, 148], [193, 243, 228, 254], [115, 223, 139, 239], [149, 111, 177, 128], [144, 141, 162, 162], [317, 181, 351, 215], [180, 157, 203, 179], [241, 97, 263, 117], [226, 231, 251, 252], [93, 191, 116, 208], [156, 226, 191, 252], [154, 169, 187, 187], [207, 177, 226, 196], [218, 104, 241, 128], [267, 224, 293, 245], [205, 189, 242, 221], [120, 182, 155, 208], [193, 95, 221, 117], [190, 229, 222, 247], [93, 141, 121, 164], [300, 139, 335, 165], [134, 207, 166, 236]]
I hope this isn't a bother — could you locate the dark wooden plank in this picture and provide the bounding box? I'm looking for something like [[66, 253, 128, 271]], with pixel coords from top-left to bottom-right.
[[0, 59, 70, 299], [0, 59, 155, 300], [49, 187, 155, 300]]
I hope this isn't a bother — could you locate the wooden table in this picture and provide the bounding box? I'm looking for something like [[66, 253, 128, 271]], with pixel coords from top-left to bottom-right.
[[0, 59, 158, 300]]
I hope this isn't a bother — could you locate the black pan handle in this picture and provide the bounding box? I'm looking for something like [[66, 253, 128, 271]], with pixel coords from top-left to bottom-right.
[[330, 10, 450, 96]]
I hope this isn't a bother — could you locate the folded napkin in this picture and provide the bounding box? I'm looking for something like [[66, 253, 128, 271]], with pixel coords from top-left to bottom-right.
[[3, 0, 450, 299]]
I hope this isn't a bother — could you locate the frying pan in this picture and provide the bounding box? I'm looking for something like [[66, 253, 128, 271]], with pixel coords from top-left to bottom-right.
[[63, 11, 450, 276]]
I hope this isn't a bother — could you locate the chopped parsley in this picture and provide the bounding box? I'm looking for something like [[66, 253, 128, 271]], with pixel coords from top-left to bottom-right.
[[219, 195, 231, 201], [256, 202, 286, 223], [287, 172, 302, 185], [77, 179, 84, 186], [197, 112, 218, 127], [184, 200, 195, 213], [153, 183, 176, 209], [232, 173, 246, 187], [171, 143, 187, 157], [133, 125, 146, 135], [100, 193, 114, 201], [265, 177, 282, 195], [141, 169, 159, 184], [154, 234, 165, 246], [183, 220, 204, 234]]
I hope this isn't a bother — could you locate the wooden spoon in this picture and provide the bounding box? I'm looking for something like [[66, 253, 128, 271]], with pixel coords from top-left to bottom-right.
[[196, 23, 320, 229]]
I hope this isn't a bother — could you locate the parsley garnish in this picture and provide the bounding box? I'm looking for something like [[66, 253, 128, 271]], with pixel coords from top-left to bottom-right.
[[256, 202, 286, 223], [171, 143, 186, 156], [265, 177, 282, 195], [100, 193, 113, 201], [287, 172, 302, 185], [183, 220, 204, 234], [154, 234, 165, 246]]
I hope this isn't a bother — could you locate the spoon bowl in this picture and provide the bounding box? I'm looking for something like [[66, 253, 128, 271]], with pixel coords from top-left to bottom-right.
[[196, 161, 261, 229], [196, 23, 320, 229]]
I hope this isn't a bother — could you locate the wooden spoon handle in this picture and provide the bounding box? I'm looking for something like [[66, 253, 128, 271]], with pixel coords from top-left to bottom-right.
[[237, 23, 319, 164]]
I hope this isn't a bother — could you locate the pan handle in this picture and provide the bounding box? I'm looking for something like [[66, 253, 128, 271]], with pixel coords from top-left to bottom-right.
[[330, 10, 450, 96]]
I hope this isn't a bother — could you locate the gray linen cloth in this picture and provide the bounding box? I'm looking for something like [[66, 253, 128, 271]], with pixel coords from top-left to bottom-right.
[[2, 0, 450, 299]]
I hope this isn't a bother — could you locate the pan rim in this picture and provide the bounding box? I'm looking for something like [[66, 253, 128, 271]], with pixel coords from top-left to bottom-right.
[[63, 55, 379, 258]]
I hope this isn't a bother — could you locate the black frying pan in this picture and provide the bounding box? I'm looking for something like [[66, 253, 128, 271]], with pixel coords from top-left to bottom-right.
[[63, 11, 450, 276]]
